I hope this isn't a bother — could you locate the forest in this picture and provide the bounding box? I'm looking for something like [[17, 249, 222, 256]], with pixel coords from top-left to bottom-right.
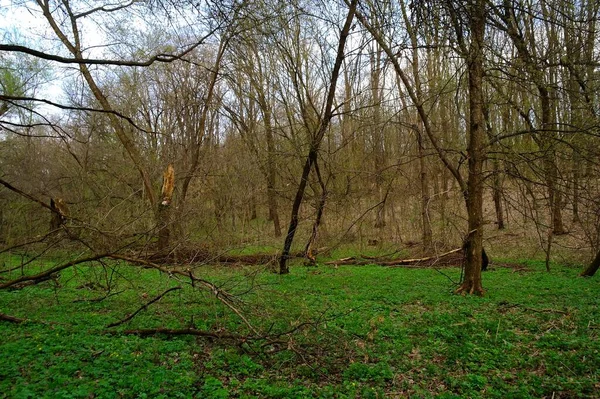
[[1, 0, 599, 397]]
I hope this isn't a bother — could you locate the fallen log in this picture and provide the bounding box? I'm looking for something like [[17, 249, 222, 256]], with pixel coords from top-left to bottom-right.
[[0, 313, 26, 323], [325, 247, 463, 267]]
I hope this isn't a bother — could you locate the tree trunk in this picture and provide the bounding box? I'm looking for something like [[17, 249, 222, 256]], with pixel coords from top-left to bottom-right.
[[279, 0, 357, 274], [539, 88, 566, 235], [492, 166, 505, 230], [280, 149, 317, 274], [0, 207, 4, 243], [304, 159, 327, 264], [486, 105, 505, 230], [259, 89, 282, 238], [572, 149, 581, 223], [417, 126, 433, 250], [455, 0, 486, 296], [370, 31, 386, 229], [580, 249, 600, 277]]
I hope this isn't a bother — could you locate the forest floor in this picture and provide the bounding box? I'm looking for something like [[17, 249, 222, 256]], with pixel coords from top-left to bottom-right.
[[0, 253, 598, 398]]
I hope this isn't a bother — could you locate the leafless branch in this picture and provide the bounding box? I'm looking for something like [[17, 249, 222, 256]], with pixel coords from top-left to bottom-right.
[[0, 253, 110, 289], [0, 178, 61, 216], [106, 286, 182, 328], [0, 95, 153, 134], [0, 29, 219, 67]]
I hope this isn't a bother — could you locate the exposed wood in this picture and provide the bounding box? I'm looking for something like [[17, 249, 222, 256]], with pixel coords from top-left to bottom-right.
[[157, 164, 175, 251]]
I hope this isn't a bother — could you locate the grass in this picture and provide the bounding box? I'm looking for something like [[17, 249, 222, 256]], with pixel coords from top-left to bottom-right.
[[0, 255, 599, 398]]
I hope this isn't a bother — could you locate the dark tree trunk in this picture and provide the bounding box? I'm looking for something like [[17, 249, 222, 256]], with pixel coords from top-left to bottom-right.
[[492, 165, 505, 230], [304, 159, 327, 264], [417, 126, 433, 250], [280, 149, 317, 274], [580, 249, 600, 277], [279, 0, 358, 274]]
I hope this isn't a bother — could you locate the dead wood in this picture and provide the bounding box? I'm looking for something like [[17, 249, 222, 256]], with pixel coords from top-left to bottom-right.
[[119, 328, 243, 339], [0, 253, 110, 290], [0, 312, 26, 323], [0, 178, 62, 216], [325, 247, 463, 267], [144, 248, 307, 266], [106, 286, 182, 328], [109, 254, 259, 335]]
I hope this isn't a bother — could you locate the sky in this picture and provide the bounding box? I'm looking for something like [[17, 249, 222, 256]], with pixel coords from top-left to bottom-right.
[[0, 0, 107, 116]]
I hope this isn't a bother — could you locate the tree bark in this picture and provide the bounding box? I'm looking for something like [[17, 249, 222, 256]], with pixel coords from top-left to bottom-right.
[[455, 0, 486, 296], [370, 30, 386, 229]]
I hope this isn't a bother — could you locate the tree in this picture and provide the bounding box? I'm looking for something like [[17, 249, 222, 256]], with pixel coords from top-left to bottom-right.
[[354, 0, 488, 293], [279, 0, 359, 274], [1, 0, 236, 253], [455, 0, 488, 295], [224, 30, 283, 237]]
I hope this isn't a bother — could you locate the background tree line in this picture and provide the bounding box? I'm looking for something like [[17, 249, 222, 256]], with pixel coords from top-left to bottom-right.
[[2, 0, 600, 289]]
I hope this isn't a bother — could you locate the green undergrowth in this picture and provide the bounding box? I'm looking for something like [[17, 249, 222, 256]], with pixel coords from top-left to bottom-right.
[[0, 255, 598, 398]]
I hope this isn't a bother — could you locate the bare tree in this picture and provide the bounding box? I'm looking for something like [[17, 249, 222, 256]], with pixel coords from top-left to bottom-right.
[[279, 0, 359, 274]]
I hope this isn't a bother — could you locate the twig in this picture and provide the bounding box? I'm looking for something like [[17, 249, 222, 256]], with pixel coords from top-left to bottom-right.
[[72, 289, 125, 303], [0, 230, 62, 256], [118, 328, 243, 339], [0, 177, 61, 216], [106, 286, 182, 328]]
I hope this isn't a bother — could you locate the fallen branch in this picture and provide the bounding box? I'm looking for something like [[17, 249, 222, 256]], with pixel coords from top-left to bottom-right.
[[0, 253, 110, 289], [118, 328, 243, 339], [504, 303, 569, 315], [325, 247, 463, 266], [106, 286, 182, 328], [72, 289, 125, 303], [109, 254, 259, 335], [0, 313, 26, 323]]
